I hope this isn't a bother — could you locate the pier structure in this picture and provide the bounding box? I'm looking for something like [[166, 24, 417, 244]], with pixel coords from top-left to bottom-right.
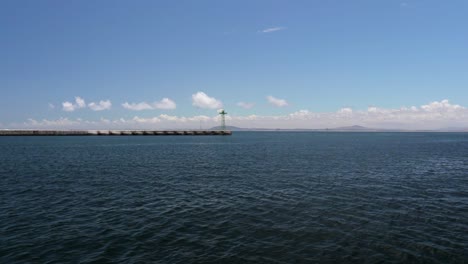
[[0, 130, 232, 136]]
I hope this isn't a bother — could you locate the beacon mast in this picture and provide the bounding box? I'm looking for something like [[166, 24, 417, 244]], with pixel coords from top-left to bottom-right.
[[218, 109, 227, 131]]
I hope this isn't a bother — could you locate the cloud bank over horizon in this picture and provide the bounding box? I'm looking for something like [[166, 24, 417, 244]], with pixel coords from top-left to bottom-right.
[[5, 99, 468, 130]]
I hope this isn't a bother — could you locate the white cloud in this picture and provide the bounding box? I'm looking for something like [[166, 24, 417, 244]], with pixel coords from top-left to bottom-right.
[[122, 102, 153, 111], [75, 97, 86, 108], [48, 103, 55, 109], [267, 95, 288, 107], [288, 110, 313, 120], [132, 116, 161, 124], [237, 102, 255, 109], [14, 113, 219, 130], [62, 101, 76, 112], [261, 27, 286, 33], [192, 92, 223, 109], [420, 99, 463, 112], [159, 114, 212, 123], [154, 98, 176, 110], [10, 99, 468, 130], [338, 107, 353, 115], [61, 96, 88, 111], [159, 114, 180, 122], [25, 117, 81, 127], [122, 98, 177, 111], [232, 99, 468, 129], [88, 100, 112, 111], [100, 117, 111, 124]]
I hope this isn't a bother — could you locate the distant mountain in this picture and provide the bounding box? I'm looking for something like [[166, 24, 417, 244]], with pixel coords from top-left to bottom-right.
[[208, 125, 468, 132], [209, 126, 244, 131], [436, 127, 468, 132], [209, 125, 383, 132], [331, 125, 379, 131]]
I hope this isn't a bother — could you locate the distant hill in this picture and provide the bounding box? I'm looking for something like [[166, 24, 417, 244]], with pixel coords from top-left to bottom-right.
[[210, 126, 244, 131], [317, 125, 409, 132], [208, 125, 468, 132], [436, 127, 468, 132], [331, 125, 379, 131], [209, 125, 383, 132]]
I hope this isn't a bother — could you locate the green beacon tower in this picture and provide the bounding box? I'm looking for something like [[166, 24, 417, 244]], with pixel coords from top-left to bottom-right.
[[218, 109, 227, 131]]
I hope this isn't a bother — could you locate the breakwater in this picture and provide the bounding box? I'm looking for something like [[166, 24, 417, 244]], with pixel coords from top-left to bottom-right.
[[0, 130, 232, 136]]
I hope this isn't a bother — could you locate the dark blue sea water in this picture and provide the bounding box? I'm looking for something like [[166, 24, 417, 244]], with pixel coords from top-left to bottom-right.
[[1, 132, 467, 263]]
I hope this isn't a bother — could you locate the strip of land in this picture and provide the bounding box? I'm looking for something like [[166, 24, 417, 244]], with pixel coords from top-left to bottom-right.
[[0, 130, 232, 136]]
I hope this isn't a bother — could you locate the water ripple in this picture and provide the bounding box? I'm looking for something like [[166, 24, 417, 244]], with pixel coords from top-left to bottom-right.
[[1, 132, 468, 263]]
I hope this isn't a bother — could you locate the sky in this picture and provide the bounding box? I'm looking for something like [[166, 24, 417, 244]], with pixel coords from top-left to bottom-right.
[[1, 0, 468, 129]]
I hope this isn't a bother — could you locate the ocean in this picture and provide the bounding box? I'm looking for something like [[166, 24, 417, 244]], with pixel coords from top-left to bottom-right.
[[1, 132, 467, 263]]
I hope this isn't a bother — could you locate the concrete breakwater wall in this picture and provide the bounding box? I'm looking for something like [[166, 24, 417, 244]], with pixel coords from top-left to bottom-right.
[[0, 130, 232, 136]]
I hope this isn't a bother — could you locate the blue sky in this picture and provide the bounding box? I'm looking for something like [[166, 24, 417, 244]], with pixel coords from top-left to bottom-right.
[[1, 0, 468, 129]]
